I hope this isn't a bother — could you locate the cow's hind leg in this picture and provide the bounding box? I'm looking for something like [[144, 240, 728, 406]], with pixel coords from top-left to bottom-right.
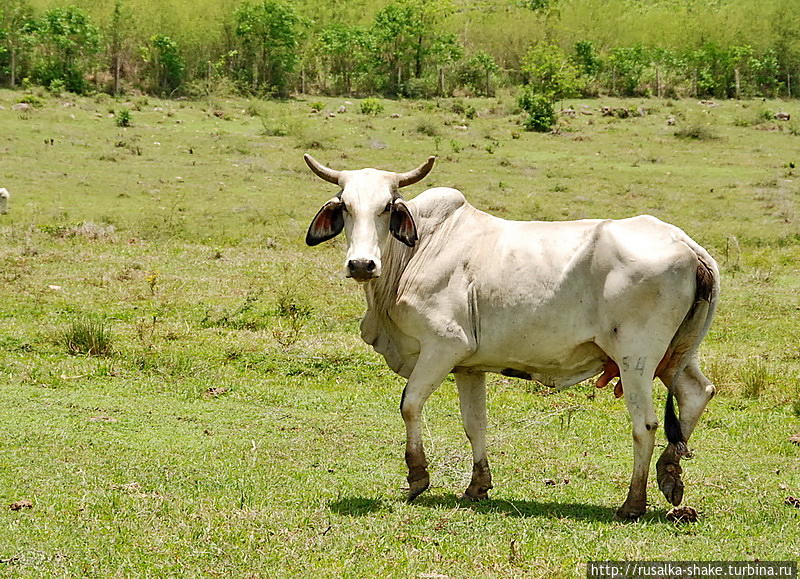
[[657, 357, 715, 506], [616, 362, 660, 520], [455, 371, 492, 500], [401, 347, 468, 502]]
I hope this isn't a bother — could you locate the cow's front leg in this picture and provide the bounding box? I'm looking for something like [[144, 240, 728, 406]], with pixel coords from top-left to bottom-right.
[[455, 371, 492, 500], [401, 348, 466, 502], [616, 368, 659, 520]]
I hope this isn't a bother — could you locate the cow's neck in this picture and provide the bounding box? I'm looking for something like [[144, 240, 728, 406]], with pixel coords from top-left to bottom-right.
[[364, 236, 414, 316]]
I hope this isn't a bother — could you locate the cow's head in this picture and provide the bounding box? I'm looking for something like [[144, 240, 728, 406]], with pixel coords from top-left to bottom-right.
[[305, 154, 435, 281]]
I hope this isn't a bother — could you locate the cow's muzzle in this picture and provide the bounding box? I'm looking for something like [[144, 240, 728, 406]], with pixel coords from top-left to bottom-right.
[[347, 258, 378, 281]]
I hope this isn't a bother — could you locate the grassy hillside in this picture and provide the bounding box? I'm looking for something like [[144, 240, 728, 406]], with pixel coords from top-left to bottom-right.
[[0, 89, 798, 575]]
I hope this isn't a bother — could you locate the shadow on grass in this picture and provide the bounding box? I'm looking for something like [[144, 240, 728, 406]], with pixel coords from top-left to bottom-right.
[[415, 493, 622, 522], [329, 496, 386, 516], [329, 492, 668, 523]]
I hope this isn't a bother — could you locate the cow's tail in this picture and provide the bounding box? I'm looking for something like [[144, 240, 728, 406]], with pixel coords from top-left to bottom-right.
[[664, 392, 684, 447], [662, 243, 719, 452]]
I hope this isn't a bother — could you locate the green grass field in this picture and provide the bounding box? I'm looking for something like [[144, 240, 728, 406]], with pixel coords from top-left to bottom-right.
[[0, 88, 798, 576]]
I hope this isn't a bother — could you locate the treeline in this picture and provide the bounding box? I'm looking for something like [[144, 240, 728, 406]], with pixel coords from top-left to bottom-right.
[[1, 0, 799, 99]]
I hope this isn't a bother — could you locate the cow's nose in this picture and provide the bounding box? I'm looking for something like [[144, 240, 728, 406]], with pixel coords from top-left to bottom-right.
[[347, 259, 377, 279]]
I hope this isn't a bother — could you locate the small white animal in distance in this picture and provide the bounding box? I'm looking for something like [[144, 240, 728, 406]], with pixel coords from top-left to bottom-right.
[[0, 188, 9, 214]]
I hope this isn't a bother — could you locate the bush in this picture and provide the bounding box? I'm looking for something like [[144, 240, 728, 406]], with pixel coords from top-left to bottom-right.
[[115, 109, 132, 127], [674, 122, 717, 140], [416, 119, 439, 137], [62, 317, 113, 356], [402, 77, 437, 99], [518, 88, 555, 132], [47, 79, 66, 95], [360, 98, 384, 115]]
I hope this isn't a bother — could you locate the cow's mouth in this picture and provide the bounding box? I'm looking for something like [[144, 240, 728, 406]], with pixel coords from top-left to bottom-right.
[[348, 272, 377, 283]]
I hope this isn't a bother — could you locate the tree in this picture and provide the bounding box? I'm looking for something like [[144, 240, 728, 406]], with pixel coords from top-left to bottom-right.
[[606, 45, 649, 96], [457, 51, 498, 96], [141, 35, 184, 95], [522, 42, 582, 103], [318, 24, 373, 95], [234, 0, 303, 96], [370, 0, 455, 96], [30, 6, 101, 93], [106, 0, 133, 95], [0, 0, 35, 87]]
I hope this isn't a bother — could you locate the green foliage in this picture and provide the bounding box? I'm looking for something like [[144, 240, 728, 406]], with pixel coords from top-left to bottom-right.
[[115, 108, 131, 127], [2, 0, 800, 101], [606, 45, 649, 97], [359, 97, 383, 115], [456, 51, 499, 96], [574, 40, 600, 77], [674, 119, 718, 141], [519, 0, 557, 11], [415, 118, 438, 136], [0, 0, 36, 87], [318, 24, 373, 95], [522, 42, 582, 103], [451, 98, 476, 119], [141, 34, 184, 96], [234, 0, 302, 97], [61, 317, 114, 356], [518, 87, 555, 132], [370, 0, 454, 96], [29, 6, 101, 94]]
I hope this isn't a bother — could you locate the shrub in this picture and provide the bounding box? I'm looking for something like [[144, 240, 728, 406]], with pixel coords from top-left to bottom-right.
[[360, 98, 384, 115], [47, 79, 65, 95], [115, 109, 132, 127], [62, 317, 113, 356], [416, 119, 439, 137], [518, 88, 556, 132], [674, 122, 717, 140]]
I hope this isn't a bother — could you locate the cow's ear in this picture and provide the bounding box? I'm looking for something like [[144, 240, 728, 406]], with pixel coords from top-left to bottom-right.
[[306, 198, 344, 246], [389, 199, 417, 247]]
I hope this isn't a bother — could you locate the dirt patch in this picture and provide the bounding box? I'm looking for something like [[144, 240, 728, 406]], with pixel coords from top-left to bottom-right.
[[666, 505, 698, 523], [8, 499, 33, 511], [204, 386, 229, 398], [789, 433, 800, 445], [785, 496, 800, 508]]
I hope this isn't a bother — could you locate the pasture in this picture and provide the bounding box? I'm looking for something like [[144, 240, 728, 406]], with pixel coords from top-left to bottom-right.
[[0, 88, 798, 576]]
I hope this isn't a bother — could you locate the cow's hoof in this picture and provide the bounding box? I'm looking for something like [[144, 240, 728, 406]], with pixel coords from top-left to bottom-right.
[[657, 457, 684, 506], [462, 484, 492, 501], [406, 476, 430, 502], [615, 502, 646, 521]]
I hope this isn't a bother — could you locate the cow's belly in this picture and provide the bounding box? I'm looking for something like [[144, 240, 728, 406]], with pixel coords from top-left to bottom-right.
[[457, 339, 607, 388]]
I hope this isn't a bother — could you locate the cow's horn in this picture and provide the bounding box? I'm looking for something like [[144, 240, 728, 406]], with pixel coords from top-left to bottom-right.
[[397, 156, 436, 188], [304, 154, 342, 185]]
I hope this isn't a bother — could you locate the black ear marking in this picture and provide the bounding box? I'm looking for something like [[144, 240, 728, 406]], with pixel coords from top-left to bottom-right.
[[389, 200, 417, 247], [306, 199, 345, 246]]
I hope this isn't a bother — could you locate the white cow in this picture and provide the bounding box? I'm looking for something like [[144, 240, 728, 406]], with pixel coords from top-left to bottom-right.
[[304, 154, 719, 519], [0, 188, 9, 214]]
